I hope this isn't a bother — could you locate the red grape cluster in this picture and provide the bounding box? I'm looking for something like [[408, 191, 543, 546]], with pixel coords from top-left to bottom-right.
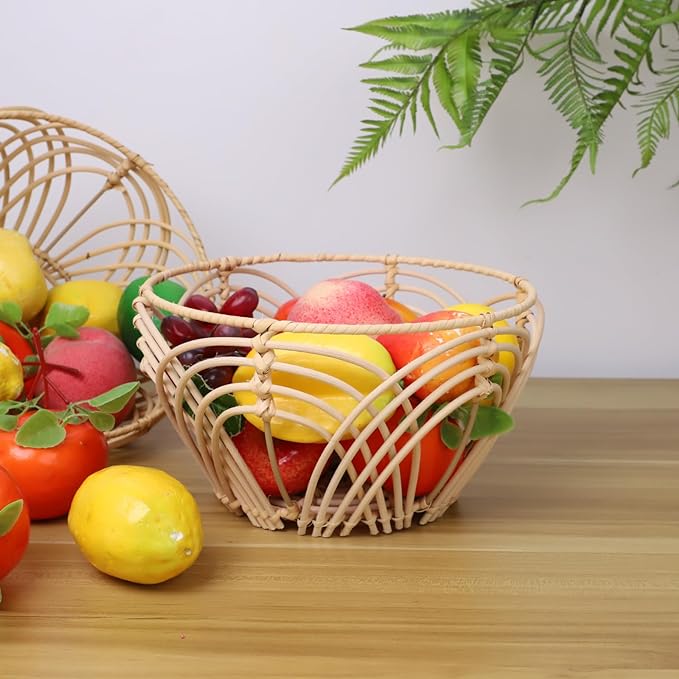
[[160, 287, 259, 389]]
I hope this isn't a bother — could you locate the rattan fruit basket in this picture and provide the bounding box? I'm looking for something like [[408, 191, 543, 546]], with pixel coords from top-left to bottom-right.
[[0, 107, 206, 447], [134, 254, 544, 537]]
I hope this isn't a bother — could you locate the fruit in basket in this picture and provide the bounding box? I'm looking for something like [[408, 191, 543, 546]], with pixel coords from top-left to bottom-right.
[[383, 297, 418, 322], [37, 327, 138, 423], [288, 279, 402, 325], [0, 467, 30, 586], [0, 230, 48, 322], [44, 280, 123, 336], [351, 406, 465, 497], [274, 297, 298, 320], [232, 332, 396, 443], [351, 402, 515, 497], [67, 465, 203, 585], [219, 287, 259, 317], [0, 344, 24, 401], [232, 421, 326, 496], [448, 303, 519, 374], [0, 413, 108, 520], [378, 310, 483, 403], [118, 276, 187, 360]]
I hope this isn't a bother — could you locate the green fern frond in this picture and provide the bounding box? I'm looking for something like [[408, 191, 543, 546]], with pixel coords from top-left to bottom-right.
[[446, 6, 537, 149], [529, 0, 670, 202], [635, 59, 679, 173], [336, 0, 679, 201], [333, 7, 497, 185]]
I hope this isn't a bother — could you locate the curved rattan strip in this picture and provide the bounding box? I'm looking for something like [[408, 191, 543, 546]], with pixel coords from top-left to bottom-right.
[[0, 108, 206, 447], [138, 257, 537, 338], [0, 109, 206, 260]]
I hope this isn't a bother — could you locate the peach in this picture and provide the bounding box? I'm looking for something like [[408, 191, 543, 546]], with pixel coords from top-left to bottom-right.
[[38, 327, 138, 423], [287, 279, 402, 325]]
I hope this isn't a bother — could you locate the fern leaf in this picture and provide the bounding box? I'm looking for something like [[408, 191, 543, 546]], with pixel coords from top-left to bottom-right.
[[452, 6, 537, 148], [635, 60, 679, 173], [333, 6, 497, 185], [360, 55, 433, 75], [447, 30, 482, 126], [349, 12, 470, 50], [530, 0, 670, 202], [584, 0, 620, 37], [420, 72, 439, 136]]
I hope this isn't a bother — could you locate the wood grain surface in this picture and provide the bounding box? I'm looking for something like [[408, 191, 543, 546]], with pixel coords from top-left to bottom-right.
[[2, 379, 678, 679]]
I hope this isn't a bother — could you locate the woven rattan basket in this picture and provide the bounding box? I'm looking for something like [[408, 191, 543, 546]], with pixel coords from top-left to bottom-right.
[[0, 107, 206, 447], [134, 254, 544, 536]]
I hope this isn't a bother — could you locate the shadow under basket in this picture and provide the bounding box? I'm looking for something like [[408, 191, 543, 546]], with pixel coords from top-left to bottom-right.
[[134, 254, 544, 537], [0, 107, 206, 447]]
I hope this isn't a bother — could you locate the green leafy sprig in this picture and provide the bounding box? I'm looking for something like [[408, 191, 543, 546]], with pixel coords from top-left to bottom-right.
[[334, 0, 679, 202], [0, 382, 139, 448]]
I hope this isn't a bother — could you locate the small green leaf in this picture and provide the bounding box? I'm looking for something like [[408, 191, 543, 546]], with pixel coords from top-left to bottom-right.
[[51, 323, 80, 339], [88, 382, 139, 414], [184, 375, 243, 436], [0, 499, 24, 537], [490, 373, 504, 387], [44, 303, 90, 330], [0, 414, 18, 431], [440, 417, 463, 450], [86, 410, 116, 432], [15, 410, 66, 448], [0, 302, 22, 326], [465, 405, 515, 440]]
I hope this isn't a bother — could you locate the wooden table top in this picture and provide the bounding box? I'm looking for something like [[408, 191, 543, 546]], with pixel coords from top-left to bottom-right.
[[2, 379, 678, 678]]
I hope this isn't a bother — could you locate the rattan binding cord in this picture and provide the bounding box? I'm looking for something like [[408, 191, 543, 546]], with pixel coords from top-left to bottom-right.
[[133, 254, 544, 537], [0, 107, 206, 447]]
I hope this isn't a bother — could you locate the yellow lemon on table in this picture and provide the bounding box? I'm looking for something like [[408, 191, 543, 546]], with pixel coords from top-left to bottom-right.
[[45, 280, 123, 335], [0, 230, 48, 321], [0, 344, 24, 400], [68, 465, 203, 585], [447, 303, 519, 375]]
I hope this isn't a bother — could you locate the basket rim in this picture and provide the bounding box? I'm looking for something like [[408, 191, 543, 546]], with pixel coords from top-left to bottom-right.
[[0, 106, 207, 261], [134, 253, 539, 336]]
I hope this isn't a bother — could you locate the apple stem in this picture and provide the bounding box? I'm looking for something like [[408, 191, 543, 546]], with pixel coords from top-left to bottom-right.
[[25, 327, 80, 408]]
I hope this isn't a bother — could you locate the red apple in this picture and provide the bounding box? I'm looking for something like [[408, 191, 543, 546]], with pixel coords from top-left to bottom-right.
[[232, 422, 327, 497]]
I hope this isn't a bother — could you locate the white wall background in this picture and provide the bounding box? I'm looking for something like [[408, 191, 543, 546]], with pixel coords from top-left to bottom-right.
[[4, 0, 678, 378]]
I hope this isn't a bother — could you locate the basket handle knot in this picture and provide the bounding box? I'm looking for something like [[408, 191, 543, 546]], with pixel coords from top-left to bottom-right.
[[383, 254, 399, 299], [251, 331, 277, 421], [106, 158, 133, 188]]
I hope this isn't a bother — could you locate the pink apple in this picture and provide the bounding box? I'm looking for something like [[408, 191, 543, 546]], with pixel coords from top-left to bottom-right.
[[38, 327, 138, 423], [287, 279, 402, 325]]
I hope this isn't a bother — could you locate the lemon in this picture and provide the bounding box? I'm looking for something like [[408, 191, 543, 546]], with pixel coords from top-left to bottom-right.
[[45, 280, 123, 336], [68, 465, 203, 585], [447, 303, 519, 375], [0, 230, 48, 321], [0, 344, 24, 400]]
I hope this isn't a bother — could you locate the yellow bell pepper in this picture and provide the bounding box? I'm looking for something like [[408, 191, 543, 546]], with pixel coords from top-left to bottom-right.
[[232, 332, 396, 443]]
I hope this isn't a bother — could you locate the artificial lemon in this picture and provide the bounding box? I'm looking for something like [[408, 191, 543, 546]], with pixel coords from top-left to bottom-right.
[[45, 280, 123, 336], [117, 276, 187, 360], [447, 303, 519, 375], [67, 465, 203, 585], [0, 230, 48, 321], [0, 344, 24, 400]]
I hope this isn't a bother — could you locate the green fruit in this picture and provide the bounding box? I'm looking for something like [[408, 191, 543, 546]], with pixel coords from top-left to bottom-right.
[[117, 276, 186, 361]]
